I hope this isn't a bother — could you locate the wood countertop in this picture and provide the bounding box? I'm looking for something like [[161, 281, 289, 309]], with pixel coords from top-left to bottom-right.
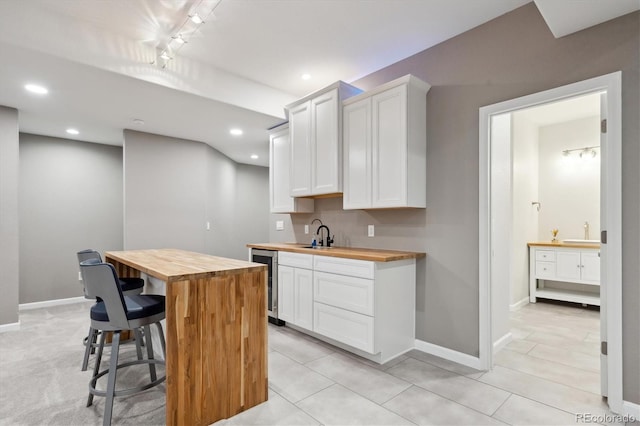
[[247, 243, 425, 262], [105, 248, 266, 282], [528, 241, 601, 249]]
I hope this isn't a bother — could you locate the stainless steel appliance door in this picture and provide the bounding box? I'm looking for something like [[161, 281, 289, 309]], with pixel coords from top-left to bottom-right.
[[251, 249, 278, 319]]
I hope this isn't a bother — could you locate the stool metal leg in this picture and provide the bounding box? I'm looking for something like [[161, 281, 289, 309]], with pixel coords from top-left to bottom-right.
[[103, 331, 120, 426], [82, 327, 98, 371], [143, 325, 156, 381], [87, 329, 106, 407], [134, 328, 144, 361], [155, 322, 166, 359]]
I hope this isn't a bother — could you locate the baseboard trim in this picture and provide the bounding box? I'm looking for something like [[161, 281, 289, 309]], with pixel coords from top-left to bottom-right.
[[622, 400, 639, 420], [0, 321, 20, 333], [493, 332, 512, 353], [19, 296, 86, 311], [510, 297, 529, 311], [414, 339, 483, 370]]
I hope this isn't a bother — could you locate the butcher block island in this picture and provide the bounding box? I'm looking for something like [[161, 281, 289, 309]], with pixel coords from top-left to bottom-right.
[[247, 243, 425, 364], [104, 249, 268, 426]]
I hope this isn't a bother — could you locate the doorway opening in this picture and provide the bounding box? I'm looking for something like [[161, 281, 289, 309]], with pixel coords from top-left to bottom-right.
[[479, 72, 622, 413]]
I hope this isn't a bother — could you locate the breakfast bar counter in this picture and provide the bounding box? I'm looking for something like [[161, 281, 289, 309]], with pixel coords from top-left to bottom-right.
[[105, 249, 268, 426]]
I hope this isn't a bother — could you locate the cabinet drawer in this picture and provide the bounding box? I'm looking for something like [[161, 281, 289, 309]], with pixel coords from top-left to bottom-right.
[[313, 255, 374, 279], [535, 250, 556, 262], [536, 261, 556, 279], [279, 252, 313, 269], [314, 271, 374, 315], [313, 302, 375, 353]]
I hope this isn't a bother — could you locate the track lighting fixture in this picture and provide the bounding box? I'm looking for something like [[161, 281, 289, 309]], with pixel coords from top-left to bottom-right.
[[152, 0, 222, 69]]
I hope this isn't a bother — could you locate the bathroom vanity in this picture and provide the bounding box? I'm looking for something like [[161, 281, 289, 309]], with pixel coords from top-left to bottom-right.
[[528, 242, 601, 306]]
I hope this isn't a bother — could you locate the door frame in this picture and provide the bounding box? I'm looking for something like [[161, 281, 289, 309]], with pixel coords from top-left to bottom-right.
[[478, 72, 622, 412]]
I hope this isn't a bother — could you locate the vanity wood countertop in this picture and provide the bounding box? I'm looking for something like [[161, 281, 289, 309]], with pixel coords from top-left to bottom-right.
[[528, 241, 601, 249], [247, 243, 425, 262]]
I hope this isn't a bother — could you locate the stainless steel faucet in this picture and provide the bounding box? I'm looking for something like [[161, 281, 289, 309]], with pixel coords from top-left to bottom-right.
[[584, 221, 589, 240]]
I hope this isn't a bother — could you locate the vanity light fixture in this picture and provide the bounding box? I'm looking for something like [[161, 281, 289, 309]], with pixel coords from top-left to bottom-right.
[[25, 83, 48, 95], [230, 128, 243, 136], [562, 145, 599, 158], [152, 0, 222, 69], [66, 128, 79, 135]]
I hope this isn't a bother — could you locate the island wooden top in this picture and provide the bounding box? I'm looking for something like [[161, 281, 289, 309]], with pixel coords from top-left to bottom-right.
[[247, 243, 425, 262], [528, 241, 601, 249], [105, 248, 266, 282]]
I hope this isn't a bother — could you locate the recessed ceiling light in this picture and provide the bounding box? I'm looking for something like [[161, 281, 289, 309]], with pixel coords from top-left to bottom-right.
[[66, 128, 79, 135], [133, 118, 145, 125], [301, 73, 311, 81], [230, 128, 243, 136], [250, 154, 259, 160], [25, 84, 48, 95]]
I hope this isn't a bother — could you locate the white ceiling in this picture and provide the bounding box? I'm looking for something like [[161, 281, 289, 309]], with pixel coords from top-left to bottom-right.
[[0, 0, 636, 166]]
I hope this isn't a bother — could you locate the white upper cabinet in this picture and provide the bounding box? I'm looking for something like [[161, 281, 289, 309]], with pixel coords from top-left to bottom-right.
[[269, 124, 314, 213], [343, 75, 430, 209], [287, 82, 362, 197]]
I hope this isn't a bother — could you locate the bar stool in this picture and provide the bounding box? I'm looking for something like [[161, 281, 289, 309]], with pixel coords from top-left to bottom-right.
[[77, 250, 145, 371], [80, 258, 166, 426]]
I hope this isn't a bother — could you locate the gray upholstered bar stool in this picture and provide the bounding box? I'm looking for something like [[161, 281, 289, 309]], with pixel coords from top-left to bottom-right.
[[80, 258, 166, 426], [77, 249, 145, 371]]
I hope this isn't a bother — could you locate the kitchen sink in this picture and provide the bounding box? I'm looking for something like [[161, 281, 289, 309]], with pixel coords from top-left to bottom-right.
[[301, 245, 332, 249]]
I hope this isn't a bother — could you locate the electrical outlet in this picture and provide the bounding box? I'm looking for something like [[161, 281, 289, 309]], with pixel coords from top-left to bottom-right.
[[276, 220, 284, 231], [304, 225, 309, 234], [368, 224, 375, 237], [206, 221, 211, 231]]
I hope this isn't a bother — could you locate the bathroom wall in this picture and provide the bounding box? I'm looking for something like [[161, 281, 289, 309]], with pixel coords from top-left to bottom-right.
[[511, 111, 540, 307], [537, 116, 600, 241]]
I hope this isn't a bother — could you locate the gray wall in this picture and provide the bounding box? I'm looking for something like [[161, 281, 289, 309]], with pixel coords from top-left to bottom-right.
[[271, 5, 640, 403], [125, 130, 269, 260], [19, 134, 124, 303], [0, 106, 19, 325]]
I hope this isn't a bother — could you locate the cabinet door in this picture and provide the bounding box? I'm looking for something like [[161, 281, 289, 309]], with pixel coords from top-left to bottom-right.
[[343, 97, 372, 209], [372, 85, 408, 207], [314, 302, 375, 353], [294, 268, 314, 330], [555, 251, 581, 281], [581, 251, 600, 284], [278, 265, 295, 323], [270, 128, 294, 212], [289, 101, 312, 196], [311, 89, 341, 194]]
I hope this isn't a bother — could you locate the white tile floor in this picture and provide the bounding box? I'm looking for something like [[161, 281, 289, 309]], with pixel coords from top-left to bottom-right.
[[216, 301, 628, 426]]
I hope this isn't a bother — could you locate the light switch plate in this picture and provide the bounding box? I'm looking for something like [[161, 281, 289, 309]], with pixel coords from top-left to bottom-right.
[[276, 220, 284, 231], [78, 271, 82, 281], [304, 225, 309, 234], [368, 225, 375, 237]]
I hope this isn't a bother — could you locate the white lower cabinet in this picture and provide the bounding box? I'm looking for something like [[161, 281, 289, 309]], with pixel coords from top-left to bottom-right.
[[277, 250, 416, 364], [278, 252, 313, 331]]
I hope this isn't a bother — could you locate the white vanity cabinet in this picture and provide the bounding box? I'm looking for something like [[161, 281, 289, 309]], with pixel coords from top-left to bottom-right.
[[529, 244, 600, 306], [278, 252, 314, 331], [343, 75, 430, 209], [269, 124, 314, 213], [287, 82, 362, 197]]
